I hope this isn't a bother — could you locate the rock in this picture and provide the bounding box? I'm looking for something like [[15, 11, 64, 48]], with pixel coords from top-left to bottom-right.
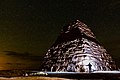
[[41, 20, 118, 72]]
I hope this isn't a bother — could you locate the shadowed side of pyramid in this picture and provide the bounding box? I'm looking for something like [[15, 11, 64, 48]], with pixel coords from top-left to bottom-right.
[[41, 20, 118, 72], [54, 20, 96, 45]]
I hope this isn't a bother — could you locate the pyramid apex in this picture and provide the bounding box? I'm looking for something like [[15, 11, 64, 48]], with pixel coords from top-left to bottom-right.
[[62, 20, 95, 39]]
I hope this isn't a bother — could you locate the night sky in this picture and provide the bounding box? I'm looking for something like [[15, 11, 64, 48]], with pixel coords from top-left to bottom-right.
[[0, 0, 120, 70]]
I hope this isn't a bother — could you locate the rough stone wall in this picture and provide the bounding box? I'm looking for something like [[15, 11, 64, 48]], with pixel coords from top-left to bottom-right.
[[41, 20, 117, 72]]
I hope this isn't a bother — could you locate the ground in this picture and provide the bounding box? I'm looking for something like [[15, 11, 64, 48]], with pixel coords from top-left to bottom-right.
[[0, 77, 71, 80]]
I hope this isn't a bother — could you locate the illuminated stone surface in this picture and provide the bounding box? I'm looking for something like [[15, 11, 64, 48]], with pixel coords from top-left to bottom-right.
[[41, 20, 118, 72]]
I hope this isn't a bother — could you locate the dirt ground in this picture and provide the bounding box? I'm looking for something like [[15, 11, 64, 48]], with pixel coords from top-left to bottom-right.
[[0, 77, 72, 80]]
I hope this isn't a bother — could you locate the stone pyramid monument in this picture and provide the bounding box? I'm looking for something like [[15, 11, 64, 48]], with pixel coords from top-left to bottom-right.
[[41, 20, 118, 72]]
